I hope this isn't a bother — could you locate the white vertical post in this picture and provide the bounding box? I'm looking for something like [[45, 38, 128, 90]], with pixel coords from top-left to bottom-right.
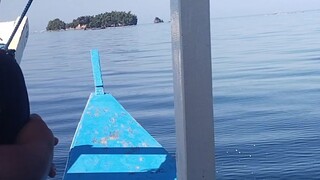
[[171, 0, 215, 179]]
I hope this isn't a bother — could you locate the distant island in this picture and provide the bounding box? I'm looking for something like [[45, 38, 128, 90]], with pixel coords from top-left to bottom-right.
[[46, 11, 138, 31], [154, 17, 164, 23]]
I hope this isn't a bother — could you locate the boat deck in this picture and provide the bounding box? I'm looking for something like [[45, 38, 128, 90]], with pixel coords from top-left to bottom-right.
[[63, 50, 176, 180]]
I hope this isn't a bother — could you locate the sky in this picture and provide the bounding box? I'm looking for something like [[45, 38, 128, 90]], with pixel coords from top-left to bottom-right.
[[0, 0, 320, 31]]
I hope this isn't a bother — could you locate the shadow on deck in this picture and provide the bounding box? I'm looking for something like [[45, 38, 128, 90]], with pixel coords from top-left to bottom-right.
[[64, 146, 176, 179]]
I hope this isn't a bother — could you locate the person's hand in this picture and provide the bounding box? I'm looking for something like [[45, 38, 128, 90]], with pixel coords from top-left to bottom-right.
[[48, 137, 59, 178], [15, 114, 58, 179], [0, 114, 59, 179], [16, 114, 55, 146]]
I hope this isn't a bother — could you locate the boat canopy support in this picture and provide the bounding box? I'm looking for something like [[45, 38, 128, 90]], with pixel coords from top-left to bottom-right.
[[171, 0, 216, 179], [4, 0, 33, 50]]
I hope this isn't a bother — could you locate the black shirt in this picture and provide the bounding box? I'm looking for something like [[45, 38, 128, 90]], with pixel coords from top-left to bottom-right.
[[0, 53, 30, 144]]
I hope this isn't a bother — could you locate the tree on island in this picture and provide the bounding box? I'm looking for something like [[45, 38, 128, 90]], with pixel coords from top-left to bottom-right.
[[154, 17, 164, 23], [46, 11, 138, 31], [46, 18, 66, 31]]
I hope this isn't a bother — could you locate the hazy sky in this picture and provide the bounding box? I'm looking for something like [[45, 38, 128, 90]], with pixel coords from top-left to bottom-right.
[[0, 0, 319, 31]]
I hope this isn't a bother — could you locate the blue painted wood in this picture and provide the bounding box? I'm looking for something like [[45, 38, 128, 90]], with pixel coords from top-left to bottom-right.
[[91, 49, 104, 95], [63, 50, 177, 179]]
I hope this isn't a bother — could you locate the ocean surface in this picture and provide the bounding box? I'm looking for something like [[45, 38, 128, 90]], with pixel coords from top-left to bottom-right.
[[21, 10, 320, 179]]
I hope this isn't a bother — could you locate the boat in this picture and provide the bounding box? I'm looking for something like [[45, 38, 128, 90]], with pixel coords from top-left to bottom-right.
[[0, 16, 29, 64], [63, 0, 215, 179], [63, 50, 177, 179]]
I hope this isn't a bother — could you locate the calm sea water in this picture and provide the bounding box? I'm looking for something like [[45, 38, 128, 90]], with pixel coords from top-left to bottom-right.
[[21, 10, 320, 179]]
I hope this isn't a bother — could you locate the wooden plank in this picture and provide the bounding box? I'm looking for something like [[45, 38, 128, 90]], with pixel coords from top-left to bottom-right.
[[90, 49, 104, 95]]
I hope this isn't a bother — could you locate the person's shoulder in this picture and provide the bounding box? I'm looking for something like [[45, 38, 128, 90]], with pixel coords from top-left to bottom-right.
[[0, 52, 17, 65]]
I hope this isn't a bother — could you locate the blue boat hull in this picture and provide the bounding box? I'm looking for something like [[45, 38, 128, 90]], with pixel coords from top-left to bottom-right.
[[63, 50, 177, 180]]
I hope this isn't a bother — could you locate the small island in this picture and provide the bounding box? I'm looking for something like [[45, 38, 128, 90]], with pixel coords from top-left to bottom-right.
[[154, 17, 164, 23], [46, 11, 138, 31]]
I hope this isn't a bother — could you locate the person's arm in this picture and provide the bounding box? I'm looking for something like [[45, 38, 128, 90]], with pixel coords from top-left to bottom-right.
[[0, 114, 56, 180]]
